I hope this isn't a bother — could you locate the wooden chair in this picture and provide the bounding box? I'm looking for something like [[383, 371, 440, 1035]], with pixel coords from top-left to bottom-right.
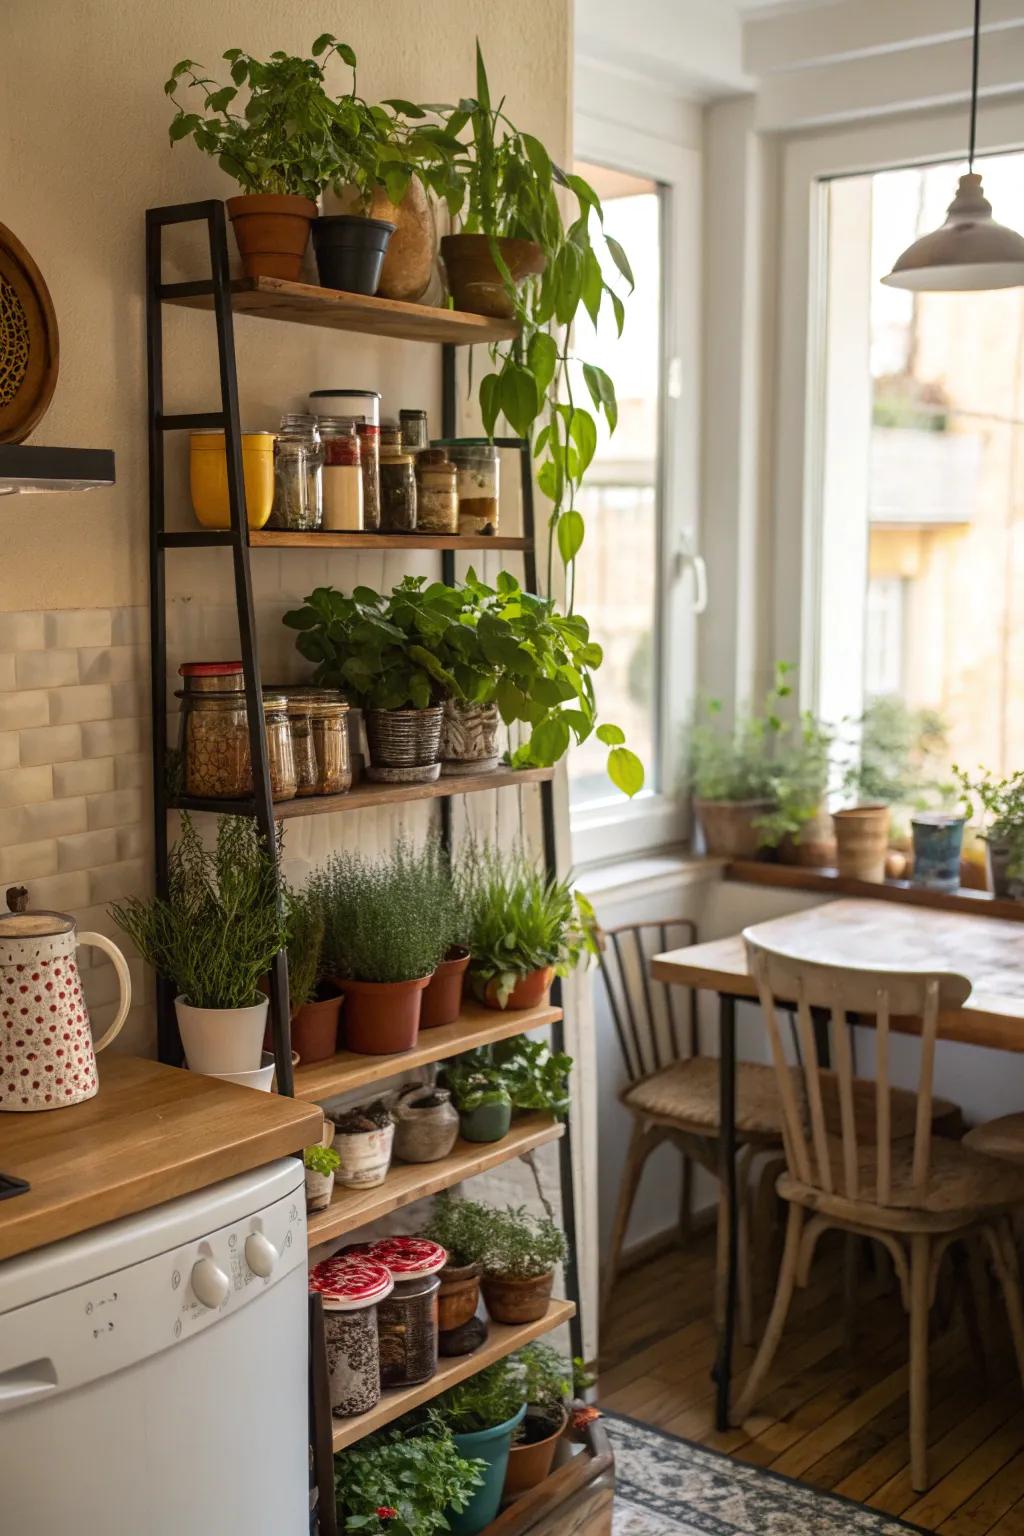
[[964, 1113, 1024, 1162], [735, 932, 1024, 1492]]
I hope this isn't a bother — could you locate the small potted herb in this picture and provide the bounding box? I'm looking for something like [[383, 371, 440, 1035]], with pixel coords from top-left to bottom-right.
[[446, 1066, 512, 1143], [686, 666, 796, 859], [504, 1343, 571, 1499], [755, 711, 836, 868], [334, 1419, 484, 1536], [479, 1205, 568, 1325], [417, 840, 471, 1031], [954, 766, 1024, 898], [303, 1142, 341, 1212], [436, 1360, 527, 1535], [444, 1038, 572, 1140], [421, 1193, 493, 1334], [284, 885, 342, 1065], [328, 1099, 396, 1189], [110, 815, 287, 1076], [461, 844, 596, 1010]]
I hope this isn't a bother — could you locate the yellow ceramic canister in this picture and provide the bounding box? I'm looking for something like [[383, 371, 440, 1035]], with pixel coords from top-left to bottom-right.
[[189, 431, 275, 529]]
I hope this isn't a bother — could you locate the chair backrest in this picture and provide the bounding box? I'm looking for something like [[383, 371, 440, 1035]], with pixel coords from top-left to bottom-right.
[[596, 918, 698, 1083], [744, 930, 971, 1205]]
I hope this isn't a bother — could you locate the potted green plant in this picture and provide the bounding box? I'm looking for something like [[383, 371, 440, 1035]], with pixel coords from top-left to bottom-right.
[[478, 1205, 568, 1325], [837, 696, 951, 881], [328, 1099, 396, 1189], [446, 1038, 572, 1130], [460, 844, 596, 1010], [755, 711, 836, 868], [334, 1419, 485, 1536], [421, 1193, 494, 1334], [110, 814, 287, 1076], [310, 841, 446, 1052], [436, 1359, 528, 1535], [686, 665, 797, 859], [954, 767, 1024, 898], [283, 885, 342, 1065], [164, 39, 353, 280], [303, 1141, 341, 1212], [417, 839, 471, 1030], [446, 1065, 513, 1143], [504, 1343, 571, 1499]]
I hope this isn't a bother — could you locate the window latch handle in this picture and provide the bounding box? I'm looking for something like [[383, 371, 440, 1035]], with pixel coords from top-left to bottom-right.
[[674, 532, 708, 615]]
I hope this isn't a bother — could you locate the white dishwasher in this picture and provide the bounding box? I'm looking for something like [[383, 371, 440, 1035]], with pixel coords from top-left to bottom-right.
[[0, 1157, 309, 1535]]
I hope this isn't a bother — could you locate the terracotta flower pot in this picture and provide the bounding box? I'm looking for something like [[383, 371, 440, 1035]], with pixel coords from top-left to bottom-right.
[[437, 1260, 482, 1333], [289, 988, 343, 1064], [694, 798, 774, 860], [482, 1268, 555, 1325], [325, 180, 436, 302], [337, 974, 431, 1054], [778, 806, 837, 868], [441, 233, 546, 318], [833, 805, 891, 883], [503, 1406, 569, 1500], [225, 193, 317, 281], [479, 966, 555, 1013], [421, 947, 470, 1029]]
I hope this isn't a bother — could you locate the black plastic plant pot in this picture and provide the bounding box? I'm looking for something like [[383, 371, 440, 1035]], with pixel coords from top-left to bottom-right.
[[312, 216, 396, 296]]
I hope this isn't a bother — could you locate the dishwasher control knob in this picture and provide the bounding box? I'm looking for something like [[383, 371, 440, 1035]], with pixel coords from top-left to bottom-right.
[[190, 1257, 230, 1310], [245, 1232, 277, 1279]]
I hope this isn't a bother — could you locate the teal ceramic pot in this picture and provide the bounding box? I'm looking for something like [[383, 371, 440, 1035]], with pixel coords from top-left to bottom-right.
[[911, 813, 965, 893], [448, 1403, 527, 1534], [459, 1100, 512, 1144]]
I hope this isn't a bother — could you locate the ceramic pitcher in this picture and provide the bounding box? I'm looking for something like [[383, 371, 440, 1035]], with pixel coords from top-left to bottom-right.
[[0, 909, 131, 1112]]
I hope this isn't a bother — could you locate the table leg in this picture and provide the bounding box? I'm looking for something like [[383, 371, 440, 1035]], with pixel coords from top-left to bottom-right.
[[714, 994, 738, 1431]]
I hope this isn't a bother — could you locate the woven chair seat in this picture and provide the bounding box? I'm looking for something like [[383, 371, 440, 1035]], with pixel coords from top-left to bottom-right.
[[779, 1133, 1024, 1221]]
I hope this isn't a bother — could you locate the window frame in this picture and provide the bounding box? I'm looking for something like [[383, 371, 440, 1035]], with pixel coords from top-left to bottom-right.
[[569, 112, 700, 867]]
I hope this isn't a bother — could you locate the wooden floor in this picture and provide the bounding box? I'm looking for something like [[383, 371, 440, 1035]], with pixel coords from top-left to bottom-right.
[[598, 1231, 1024, 1534]]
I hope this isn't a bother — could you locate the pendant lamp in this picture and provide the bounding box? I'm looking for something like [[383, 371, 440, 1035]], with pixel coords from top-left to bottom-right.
[[882, 0, 1024, 291]]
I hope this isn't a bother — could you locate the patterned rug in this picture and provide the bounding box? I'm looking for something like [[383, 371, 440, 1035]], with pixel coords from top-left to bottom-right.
[[606, 1414, 927, 1535]]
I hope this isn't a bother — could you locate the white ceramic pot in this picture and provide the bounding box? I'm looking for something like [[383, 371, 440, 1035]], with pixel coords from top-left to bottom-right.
[[213, 1050, 277, 1092], [174, 995, 268, 1075], [304, 1166, 335, 1212], [335, 1122, 395, 1189]]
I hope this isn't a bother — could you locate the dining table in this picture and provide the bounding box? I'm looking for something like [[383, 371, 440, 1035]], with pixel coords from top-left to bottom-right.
[[650, 895, 1024, 1431]]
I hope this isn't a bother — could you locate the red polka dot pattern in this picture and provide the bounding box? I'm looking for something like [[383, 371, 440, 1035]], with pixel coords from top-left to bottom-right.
[[0, 940, 98, 1112]]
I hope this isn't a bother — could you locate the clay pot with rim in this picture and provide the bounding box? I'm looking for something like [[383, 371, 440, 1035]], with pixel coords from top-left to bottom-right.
[[778, 806, 837, 868], [694, 798, 773, 860], [441, 234, 546, 318], [324, 180, 436, 302], [225, 193, 317, 281], [481, 1267, 555, 1325], [421, 946, 470, 1028], [503, 1405, 570, 1500], [832, 804, 891, 883], [437, 1259, 483, 1333], [392, 1084, 460, 1163], [476, 965, 555, 1013], [338, 973, 432, 1054], [288, 983, 343, 1065]]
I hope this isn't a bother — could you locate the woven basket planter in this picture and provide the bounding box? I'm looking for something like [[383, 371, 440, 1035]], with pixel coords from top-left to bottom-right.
[[441, 700, 500, 775], [365, 706, 443, 782]]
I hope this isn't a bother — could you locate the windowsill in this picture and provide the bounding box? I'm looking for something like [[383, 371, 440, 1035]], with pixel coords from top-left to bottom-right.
[[576, 846, 724, 902], [724, 859, 1024, 924]]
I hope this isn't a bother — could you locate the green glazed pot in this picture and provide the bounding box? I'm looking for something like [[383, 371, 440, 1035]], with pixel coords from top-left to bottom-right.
[[459, 1100, 512, 1144], [447, 1403, 527, 1534]]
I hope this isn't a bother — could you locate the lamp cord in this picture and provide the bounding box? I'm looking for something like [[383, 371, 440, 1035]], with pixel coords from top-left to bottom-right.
[[969, 0, 982, 170]]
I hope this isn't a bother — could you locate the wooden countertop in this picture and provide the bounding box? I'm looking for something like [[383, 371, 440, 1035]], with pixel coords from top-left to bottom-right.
[[0, 1056, 324, 1261]]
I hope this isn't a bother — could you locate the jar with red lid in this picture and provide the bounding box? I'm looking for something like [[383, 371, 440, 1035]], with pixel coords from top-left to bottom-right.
[[319, 418, 364, 532], [364, 1237, 447, 1387], [309, 1255, 394, 1417], [178, 660, 245, 694]]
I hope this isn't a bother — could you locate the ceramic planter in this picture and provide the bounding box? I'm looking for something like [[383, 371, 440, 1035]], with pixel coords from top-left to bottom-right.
[[304, 1165, 335, 1212], [693, 798, 774, 859], [420, 947, 470, 1029], [778, 806, 837, 868], [448, 1404, 528, 1536], [478, 966, 555, 1012], [226, 193, 317, 281], [437, 1260, 483, 1333], [503, 1406, 570, 1500], [442, 233, 545, 318], [440, 701, 501, 776], [833, 805, 891, 883], [393, 1085, 460, 1162], [174, 994, 268, 1075], [311, 215, 395, 295], [911, 813, 965, 893], [987, 840, 1024, 899], [334, 1120, 395, 1189], [290, 987, 343, 1065], [365, 706, 444, 784], [338, 974, 431, 1054], [459, 1099, 512, 1144], [324, 180, 436, 302], [481, 1268, 555, 1325]]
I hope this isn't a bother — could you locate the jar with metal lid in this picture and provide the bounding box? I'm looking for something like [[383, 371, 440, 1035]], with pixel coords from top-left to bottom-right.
[[270, 416, 323, 531], [308, 388, 381, 427], [285, 695, 318, 796], [416, 451, 458, 534], [178, 660, 245, 694], [178, 691, 251, 800], [447, 443, 500, 535], [319, 419, 364, 532], [367, 1237, 447, 1388], [261, 693, 298, 801], [310, 697, 352, 795], [379, 450, 417, 533], [309, 1255, 394, 1417], [400, 408, 429, 453], [356, 423, 381, 532]]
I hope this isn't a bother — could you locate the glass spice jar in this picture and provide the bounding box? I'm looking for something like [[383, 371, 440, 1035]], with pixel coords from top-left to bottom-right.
[[356, 423, 381, 532], [309, 1255, 394, 1418], [310, 697, 352, 795], [261, 693, 298, 801], [400, 408, 429, 453], [415, 450, 458, 534], [379, 450, 417, 533], [178, 660, 245, 695], [319, 418, 364, 532], [285, 695, 318, 797], [308, 388, 381, 427], [448, 443, 500, 535], [379, 421, 403, 451], [270, 416, 323, 531], [367, 1237, 447, 1388], [179, 691, 251, 800]]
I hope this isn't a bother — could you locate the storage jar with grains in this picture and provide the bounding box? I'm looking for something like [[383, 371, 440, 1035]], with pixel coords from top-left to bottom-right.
[[366, 1237, 446, 1388], [308, 1255, 393, 1418], [261, 693, 298, 801], [319, 418, 364, 532], [379, 450, 417, 533], [356, 423, 381, 532], [285, 694, 318, 797], [179, 690, 250, 800], [415, 450, 458, 534], [310, 697, 352, 795], [448, 443, 500, 535]]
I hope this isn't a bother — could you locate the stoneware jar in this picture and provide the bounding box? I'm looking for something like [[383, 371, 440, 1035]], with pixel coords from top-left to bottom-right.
[[393, 1084, 460, 1163], [0, 907, 131, 1111], [309, 1254, 394, 1418]]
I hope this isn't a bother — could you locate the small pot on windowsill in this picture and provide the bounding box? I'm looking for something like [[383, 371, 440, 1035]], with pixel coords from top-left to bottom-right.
[[832, 804, 891, 883], [778, 806, 837, 868], [694, 798, 774, 860], [986, 838, 1024, 900]]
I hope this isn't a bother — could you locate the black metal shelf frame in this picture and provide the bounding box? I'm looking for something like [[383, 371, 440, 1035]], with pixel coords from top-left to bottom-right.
[[145, 199, 583, 1364]]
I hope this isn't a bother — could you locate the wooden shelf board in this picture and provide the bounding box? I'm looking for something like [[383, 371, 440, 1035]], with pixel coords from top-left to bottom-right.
[[165, 275, 518, 346], [247, 530, 531, 552], [725, 859, 1024, 923], [171, 766, 554, 820], [293, 1000, 561, 1103], [307, 1114, 563, 1249], [331, 1299, 575, 1451]]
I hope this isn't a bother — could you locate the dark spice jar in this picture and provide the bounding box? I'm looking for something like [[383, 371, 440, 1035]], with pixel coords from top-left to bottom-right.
[[309, 1255, 394, 1418], [367, 1236, 446, 1388], [379, 450, 418, 533]]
